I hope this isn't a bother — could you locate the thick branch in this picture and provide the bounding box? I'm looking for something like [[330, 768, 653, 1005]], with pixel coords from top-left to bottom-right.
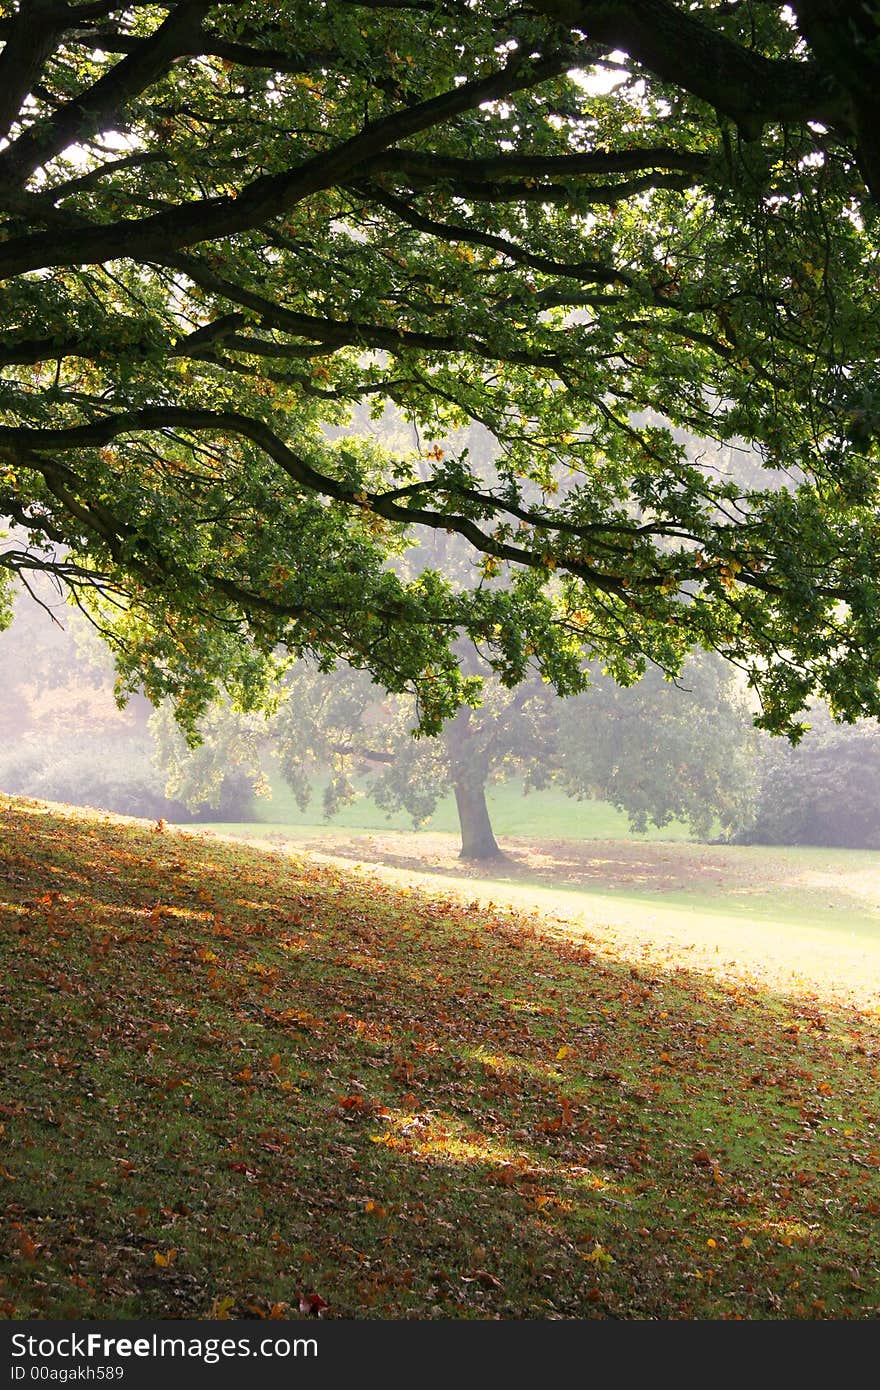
[[372, 167, 693, 205], [0, 48, 576, 278], [531, 0, 839, 135], [369, 146, 712, 182], [0, 1, 215, 187], [0, 0, 64, 142], [791, 0, 880, 199]]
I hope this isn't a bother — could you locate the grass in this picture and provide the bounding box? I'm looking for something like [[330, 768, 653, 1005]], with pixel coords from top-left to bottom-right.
[[218, 775, 697, 841], [3, 795, 880, 1320], [203, 827, 880, 1006]]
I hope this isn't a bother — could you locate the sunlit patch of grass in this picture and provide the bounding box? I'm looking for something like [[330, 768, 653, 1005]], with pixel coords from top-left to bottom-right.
[[467, 1046, 570, 1087], [743, 1218, 817, 1244], [373, 1117, 511, 1166]]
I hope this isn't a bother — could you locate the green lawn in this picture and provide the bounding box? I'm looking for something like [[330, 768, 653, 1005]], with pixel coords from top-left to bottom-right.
[[206, 776, 696, 841], [4, 795, 880, 1320]]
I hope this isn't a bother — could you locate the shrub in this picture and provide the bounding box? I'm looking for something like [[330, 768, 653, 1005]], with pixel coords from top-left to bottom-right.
[[0, 733, 188, 820], [738, 724, 880, 849]]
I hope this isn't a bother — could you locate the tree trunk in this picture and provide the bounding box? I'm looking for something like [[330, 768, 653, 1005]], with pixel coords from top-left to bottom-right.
[[453, 778, 503, 860]]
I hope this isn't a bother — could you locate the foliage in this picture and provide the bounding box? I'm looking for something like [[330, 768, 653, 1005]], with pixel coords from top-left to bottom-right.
[[741, 713, 880, 849], [0, 557, 11, 634], [153, 651, 759, 853], [557, 656, 763, 838], [4, 796, 880, 1319], [2, 4, 880, 734], [274, 656, 555, 813], [150, 701, 271, 818]]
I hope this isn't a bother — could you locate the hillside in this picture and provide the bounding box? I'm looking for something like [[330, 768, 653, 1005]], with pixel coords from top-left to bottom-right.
[[2, 796, 880, 1319]]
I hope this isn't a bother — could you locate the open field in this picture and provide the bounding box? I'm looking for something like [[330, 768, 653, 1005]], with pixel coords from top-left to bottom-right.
[[224, 776, 696, 841], [3, 796, 880, 1319]]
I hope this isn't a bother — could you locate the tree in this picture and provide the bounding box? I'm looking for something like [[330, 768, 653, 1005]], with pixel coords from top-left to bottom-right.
[[556, 655, 762, 840], [738, 707, 880, 849], [3, 2, 880, 735], [153, 651, 759, 858], [150, 656, 553, 857], [272, 658, 560, 860]]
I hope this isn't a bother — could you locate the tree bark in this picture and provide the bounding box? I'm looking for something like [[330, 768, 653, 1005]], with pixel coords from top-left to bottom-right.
[[453, 777, 503, 861]]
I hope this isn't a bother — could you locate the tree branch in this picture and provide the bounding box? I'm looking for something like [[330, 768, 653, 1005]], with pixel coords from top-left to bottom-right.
[[0, 0, 65, 142], [3, 407, 637, 596], [530, 0, 839, 135], [0, 47, 577, 277], [0, 1, 215, 187], [356, 184, 632, 285]]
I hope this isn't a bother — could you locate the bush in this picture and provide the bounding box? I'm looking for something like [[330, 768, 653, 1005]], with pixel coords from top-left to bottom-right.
[[0, 733, 189, 820], [183, 770, 259, 822], [738, 724, 880, 849]]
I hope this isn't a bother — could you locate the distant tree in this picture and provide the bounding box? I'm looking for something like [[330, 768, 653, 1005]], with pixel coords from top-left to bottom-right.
[[739, 710, 880, 849], [150, 699, 272, 820], [153, 652, 760, 857], [150, 656, 557, 857], [275, 659, 559, 860], [557, 656, 762, 839]]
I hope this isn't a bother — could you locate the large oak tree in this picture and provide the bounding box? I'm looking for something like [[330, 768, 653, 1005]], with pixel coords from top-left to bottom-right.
[[2, 0, 880, 734]]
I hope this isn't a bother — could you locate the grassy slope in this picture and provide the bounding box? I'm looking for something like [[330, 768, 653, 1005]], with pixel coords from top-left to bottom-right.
[[3, 797, 880, 1320], [269, 839, 880, 1011]]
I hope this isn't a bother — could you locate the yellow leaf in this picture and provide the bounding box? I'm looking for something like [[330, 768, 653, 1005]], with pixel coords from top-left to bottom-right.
[[582, 1244, 613, 1265], [154, 1248, 177, 1268], [556, 1045, 571, 1061]]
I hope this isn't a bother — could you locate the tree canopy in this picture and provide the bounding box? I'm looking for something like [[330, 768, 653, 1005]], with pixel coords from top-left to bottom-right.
[[3, 0, 880, 734]]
